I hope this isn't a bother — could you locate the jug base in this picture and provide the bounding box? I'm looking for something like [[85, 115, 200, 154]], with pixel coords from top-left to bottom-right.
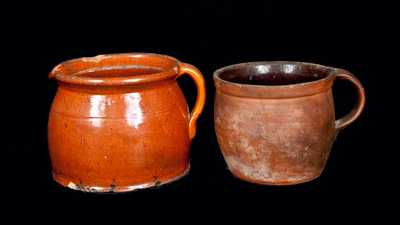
[[52, 164, 190, 193]]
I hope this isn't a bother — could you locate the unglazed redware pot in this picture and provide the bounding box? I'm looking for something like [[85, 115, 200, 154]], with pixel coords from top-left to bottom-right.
[[214, 62, 365, 185], [48, 53, 206, 192]]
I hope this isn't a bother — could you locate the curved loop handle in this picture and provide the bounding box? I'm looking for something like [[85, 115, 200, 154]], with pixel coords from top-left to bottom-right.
[[334, 70, 366, 130], [178, 63, 206, 139]]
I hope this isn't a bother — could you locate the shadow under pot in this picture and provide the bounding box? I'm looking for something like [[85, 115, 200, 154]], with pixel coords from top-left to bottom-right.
[[48, 53, 206, 192], [214, 61, 365, 185]]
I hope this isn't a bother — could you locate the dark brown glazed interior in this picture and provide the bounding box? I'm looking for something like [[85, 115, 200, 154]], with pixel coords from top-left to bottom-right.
[[216, 62, 334, 86]]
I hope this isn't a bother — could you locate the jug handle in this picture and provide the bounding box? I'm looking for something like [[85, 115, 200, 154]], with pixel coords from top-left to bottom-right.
[[178, 63, 206, 140], [334, 69, 366, 130]]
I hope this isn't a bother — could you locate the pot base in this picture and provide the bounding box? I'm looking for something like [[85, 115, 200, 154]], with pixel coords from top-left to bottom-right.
[[229, 169, 322, 186], [52, 165, 190, 193]]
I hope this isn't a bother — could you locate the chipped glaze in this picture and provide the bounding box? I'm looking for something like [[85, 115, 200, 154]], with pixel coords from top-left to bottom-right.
[[48, 53, 205, 192], [214, 61, 365, 185]]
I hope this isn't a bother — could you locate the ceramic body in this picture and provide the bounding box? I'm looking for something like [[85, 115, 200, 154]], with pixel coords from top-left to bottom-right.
[[214, 62, 365, 185], [48, 53, 205, 192]]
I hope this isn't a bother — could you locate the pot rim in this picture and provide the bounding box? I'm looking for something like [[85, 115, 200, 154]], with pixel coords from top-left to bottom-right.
[[49, 53, 180, 86], [214, 61, 338, 99]]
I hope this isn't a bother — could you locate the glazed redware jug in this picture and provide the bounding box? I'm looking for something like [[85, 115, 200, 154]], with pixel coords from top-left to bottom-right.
[[214, 62, 365, 185], [48, 53, 205, 192]]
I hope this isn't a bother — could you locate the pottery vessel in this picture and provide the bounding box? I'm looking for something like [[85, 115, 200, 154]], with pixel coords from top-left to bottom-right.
[[48, 53, 205, 192], [214, 62, 365, 185]]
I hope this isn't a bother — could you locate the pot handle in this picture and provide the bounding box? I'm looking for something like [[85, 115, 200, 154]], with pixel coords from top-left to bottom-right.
[[178, 63, 206, 139], [334, 69, 366, 130]]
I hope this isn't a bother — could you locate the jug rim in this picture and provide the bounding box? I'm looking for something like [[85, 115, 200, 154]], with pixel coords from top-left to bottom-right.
[[214, 61, 338, 99], [49, 53, 180, 86]]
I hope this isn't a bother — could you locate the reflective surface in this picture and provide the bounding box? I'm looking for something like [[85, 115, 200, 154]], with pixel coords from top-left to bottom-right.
[[48, 53, 206, 192]]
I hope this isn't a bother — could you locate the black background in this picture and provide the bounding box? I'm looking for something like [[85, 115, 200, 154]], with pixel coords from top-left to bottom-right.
[[3, 0, 396, 219]]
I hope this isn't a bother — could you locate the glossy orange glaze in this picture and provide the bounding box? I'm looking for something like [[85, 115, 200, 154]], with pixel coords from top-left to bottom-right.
[[48, 53, 205, 192]]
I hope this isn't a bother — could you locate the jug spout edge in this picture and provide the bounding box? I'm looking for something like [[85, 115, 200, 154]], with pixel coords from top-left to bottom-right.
[[49, 64, 63, 79]]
